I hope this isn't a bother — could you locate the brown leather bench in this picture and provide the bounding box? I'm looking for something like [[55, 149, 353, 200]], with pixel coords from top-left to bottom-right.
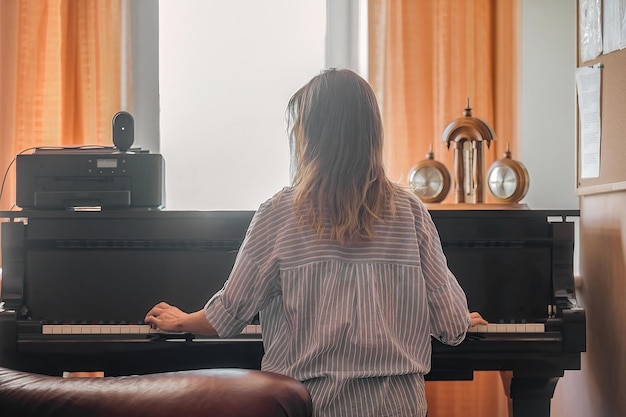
[[0, 367, 312, 417]]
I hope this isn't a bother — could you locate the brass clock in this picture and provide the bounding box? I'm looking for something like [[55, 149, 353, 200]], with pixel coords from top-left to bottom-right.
[[408, 148, 451, 203], [487, 145, 529, 203]]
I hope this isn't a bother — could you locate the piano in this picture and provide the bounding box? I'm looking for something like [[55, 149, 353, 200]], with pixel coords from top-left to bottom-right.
[[0, 209, 585, 417]]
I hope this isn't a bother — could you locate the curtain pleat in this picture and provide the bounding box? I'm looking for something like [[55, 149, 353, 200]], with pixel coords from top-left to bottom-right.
[[425, 371, 511, 417], [0, 0, 19, 211], [0, 0, 124, 211]]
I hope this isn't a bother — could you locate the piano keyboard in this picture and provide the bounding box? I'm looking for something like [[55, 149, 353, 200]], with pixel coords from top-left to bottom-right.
[[41, 323, 262, 336], [41, 323, 543, 335], [467, 323, 545, 333]]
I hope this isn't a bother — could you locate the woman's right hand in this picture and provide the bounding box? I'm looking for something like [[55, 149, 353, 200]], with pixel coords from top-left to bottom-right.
[[144, 302, 218, 336], [144, 302, 189, 333], [469, 311, 488, 327]]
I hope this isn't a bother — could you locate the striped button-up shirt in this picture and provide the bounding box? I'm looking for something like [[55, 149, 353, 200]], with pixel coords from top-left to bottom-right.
[[205, 186, 470, 417]]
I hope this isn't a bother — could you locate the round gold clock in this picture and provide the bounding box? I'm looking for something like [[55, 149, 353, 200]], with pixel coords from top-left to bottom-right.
[[408, 148, 451, 203], [487, 145, 529, 203]]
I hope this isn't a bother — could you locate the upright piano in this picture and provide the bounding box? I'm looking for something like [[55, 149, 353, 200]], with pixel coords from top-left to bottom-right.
[[0, 209, 585, 417]]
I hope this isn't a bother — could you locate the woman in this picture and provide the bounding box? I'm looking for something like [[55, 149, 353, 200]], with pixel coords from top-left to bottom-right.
[[145, 68, 486, 417]]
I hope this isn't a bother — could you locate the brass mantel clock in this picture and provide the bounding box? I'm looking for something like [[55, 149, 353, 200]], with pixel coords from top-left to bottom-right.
[[487, 144, 530, 203], [408, 147, 451, 203], [442, 100, 496, 204]]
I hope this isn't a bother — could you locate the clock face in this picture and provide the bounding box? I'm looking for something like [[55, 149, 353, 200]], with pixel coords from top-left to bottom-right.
[[407, 159, 451, 204], [409, 166, 445, 198], [487, 165, 518, 199], [486, 155, 529, 203]]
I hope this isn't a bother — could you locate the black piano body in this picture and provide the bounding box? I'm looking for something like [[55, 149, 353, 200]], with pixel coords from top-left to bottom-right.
[[0, 209, 585, 417]]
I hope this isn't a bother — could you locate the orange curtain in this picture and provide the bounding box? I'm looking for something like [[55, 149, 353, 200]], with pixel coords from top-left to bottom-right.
[[368, 1, 518, 416], [369, 0, 519, 205], [0, 0, 126, 211]]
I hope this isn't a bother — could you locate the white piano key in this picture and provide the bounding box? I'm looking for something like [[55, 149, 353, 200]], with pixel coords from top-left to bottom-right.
[[41, 323, 157, 335], [127, 325, 141, 334], [515, 323, 528, 332], [467, 322, 547, 334], [495, 324, 508, 332], [41, 323, 261, 337], [470, 324, 489, 333]]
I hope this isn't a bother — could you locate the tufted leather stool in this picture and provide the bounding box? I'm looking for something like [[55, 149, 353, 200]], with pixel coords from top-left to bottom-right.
[[0, 367, 312, 417]]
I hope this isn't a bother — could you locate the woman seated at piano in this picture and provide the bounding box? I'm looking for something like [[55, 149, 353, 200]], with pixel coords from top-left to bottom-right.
[[146, 68, 487, 417]]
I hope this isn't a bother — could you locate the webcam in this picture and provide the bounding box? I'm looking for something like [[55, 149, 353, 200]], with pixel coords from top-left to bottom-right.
[[112, 111, 134, 152]]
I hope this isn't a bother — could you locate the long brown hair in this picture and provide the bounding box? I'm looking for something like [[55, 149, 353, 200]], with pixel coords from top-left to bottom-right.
[[287, 68, 399, 244]]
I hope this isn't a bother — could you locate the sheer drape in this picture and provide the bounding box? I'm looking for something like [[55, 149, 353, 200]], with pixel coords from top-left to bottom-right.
[[0, 0, 126, 210], [369, 0, 519, 206]]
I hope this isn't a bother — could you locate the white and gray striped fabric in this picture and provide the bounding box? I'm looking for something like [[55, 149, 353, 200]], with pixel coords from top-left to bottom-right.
[[205, 186, 470, 417]]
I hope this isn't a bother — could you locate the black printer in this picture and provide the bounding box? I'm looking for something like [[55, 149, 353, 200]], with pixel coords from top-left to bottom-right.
[[15, 149, 165, 210]]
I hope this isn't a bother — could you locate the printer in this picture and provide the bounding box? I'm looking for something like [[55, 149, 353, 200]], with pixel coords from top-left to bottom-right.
[[15, 149, 165, 210]]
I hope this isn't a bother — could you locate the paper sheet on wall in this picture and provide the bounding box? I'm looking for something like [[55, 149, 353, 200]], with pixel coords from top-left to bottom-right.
[[622, 0, 626, 49], [575, 65, 602, 179], [603, 0, 622, 53], [579, 0, 603, 62]]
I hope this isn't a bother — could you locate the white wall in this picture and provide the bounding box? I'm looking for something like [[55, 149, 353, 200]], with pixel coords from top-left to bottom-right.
[[129, 1, 160, 154], [520, 0, 578, 209], [158, 0, 326, 210]]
